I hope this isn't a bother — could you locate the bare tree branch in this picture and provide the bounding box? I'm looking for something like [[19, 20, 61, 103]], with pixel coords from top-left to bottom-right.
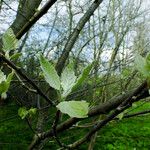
[[56, 0, 104, 75]]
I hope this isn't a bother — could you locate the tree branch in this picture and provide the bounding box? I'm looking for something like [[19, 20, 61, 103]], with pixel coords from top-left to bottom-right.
[[56, 0, 104, 75], [28, 81, 149, 149], [0, 53, 55, 106], [15, 0, 58, 39], [67, 82, 149, 149]]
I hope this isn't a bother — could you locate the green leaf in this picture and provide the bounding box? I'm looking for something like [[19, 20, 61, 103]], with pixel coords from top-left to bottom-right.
[[0, 81, 8, 95], [0, 71, 14, 95], [0, 70, 6, 83], [135, 54, 150, 77], [28, 108, 37, 116], [72, 63, 93, 91], [117, 112, 124, 120], [146, 53, 150, 64], [2, 28, 18, 51], [61, 63, 77, 98], [121, 68, 130, 78], [56, 101, 89, 118], [18, 107, 28, 119], [1, 92, 7, 99], [18, 107, 37, 119], [7, 71, 14, 83], [39, 55, 60, 90]]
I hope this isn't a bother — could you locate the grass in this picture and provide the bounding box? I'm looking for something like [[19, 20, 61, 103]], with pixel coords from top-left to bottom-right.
[[0, 100, 150, 149], [0, 103, 33, 150], [95, 116, 150, 150]]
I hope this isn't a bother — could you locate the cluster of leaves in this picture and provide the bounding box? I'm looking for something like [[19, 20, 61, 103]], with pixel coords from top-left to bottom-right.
[[1, 28, 93, 119], [135, 53, 150, 78], [18, 107, 37, 119], [135, 53, 150, 93], [1, 28, 37, 119], [0, 28, 17, 98], [39, 55, 93, 118]]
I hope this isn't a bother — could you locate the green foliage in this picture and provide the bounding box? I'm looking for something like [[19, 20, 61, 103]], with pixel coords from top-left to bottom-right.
[[18, 107, 37, 119], [72, 62, 94, 91], [18, 107, 28, 119], [28, 108, 37, 116], [0, 103, 33, 150], [2, 28, 18, 52], [121, 68, 131, 79], [0, 70, 14, 96], [135, 53, 150, 78], [0, 70, 6, 83], [146, 53, 150, 66], [39, 55, 61, 90], [56, 101, 89, 118], [117, 112, 124, 120], [39, 55, 93, 118], [0, 28, 19, 98], [1, 102, 150, 149], [61, 63, 77, 98]]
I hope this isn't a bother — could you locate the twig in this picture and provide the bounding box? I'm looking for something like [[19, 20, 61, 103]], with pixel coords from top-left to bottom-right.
[[15, 72, 37, 94], [52, 110, 69, 149], [25, 118, 39, 137], [2, 0, 28, 21], [68, 104, 130, 149]]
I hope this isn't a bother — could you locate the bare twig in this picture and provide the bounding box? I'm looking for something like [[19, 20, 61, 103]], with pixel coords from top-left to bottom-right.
[[15, 73, 37, 94]]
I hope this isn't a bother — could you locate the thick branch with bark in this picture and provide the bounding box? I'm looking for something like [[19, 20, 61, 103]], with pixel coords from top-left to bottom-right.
[[29, 81, 149, 149], [14, 0, 58, 39], [0, 0, 57, 51], [67, 81, 148, 149], [10, 0, 42, 36]]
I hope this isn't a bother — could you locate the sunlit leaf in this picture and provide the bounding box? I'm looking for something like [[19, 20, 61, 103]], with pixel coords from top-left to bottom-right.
[[18, 107, 28, 119], [146, 52, 150, 66], [117, 112, 124, 120], [18, 107, 37, 119], [28, 108, 37, 116], [61, 63, 77, 98], [56, 101, 89, 118], [2, 28, 18, 51], [0, 70, 6, 83], [135, 54, 150, 77], [39, 55, 60, 90], [0, 71, 14, 95]]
